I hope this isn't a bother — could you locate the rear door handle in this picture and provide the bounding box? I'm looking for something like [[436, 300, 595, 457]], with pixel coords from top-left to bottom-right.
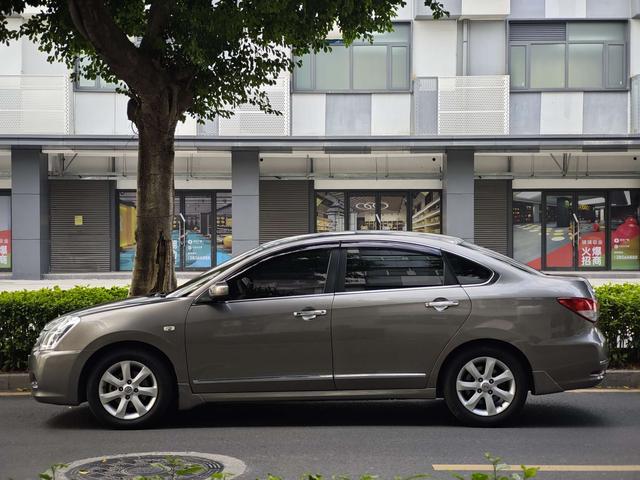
[[425, 300, 459, 312], [293, 309, 327, 321]]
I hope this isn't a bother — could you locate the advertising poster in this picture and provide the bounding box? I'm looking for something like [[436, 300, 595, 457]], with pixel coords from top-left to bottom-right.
[[611, 216, 640, 269], [0, 196, 11, 269]]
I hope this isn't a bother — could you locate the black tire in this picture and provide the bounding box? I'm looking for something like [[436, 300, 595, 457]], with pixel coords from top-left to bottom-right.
[[86, 348, 175, 429], [442, 345, 528, 427]]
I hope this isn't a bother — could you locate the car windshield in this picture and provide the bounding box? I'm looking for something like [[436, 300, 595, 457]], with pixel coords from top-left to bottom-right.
[[165, 245, 263, 297], [459, 241, 543, 276]]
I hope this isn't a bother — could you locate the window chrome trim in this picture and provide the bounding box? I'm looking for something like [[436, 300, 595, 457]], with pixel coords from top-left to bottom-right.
[[441, 249, 499, 288]]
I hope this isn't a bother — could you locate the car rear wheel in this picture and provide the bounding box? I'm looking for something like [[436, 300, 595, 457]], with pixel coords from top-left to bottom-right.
[[87, 349, 175, 429], [443, 346, 528, 427]]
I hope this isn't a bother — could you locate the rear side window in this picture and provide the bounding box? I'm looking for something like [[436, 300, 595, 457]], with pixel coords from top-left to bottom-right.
[[344, 248, 444, 292], [444, 252, 493, 285]]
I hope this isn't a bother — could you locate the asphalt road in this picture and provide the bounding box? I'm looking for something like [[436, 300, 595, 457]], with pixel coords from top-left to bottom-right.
[[1, 391, 639, 480]]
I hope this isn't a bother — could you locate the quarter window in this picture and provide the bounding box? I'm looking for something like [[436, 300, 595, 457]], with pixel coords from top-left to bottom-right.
[[509, 21, 627, 91], [444, 252, 493, 285], [228, 249, 331, 300], [344, 248, 444, 292], [293, 24, 410, 92]]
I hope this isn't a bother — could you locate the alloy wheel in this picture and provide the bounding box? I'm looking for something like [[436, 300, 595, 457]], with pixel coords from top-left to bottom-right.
[[98, 360, 158, 420], [455, 356, 516, 417]]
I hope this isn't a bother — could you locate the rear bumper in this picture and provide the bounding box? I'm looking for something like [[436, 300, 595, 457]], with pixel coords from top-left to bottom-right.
[[531, 326, 609, 395], [29, 349, 81, 405]]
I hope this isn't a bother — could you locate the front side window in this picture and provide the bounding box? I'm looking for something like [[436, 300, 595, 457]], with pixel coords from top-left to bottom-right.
[[509, 21, 626, 91], [343, 247, 444, 292], [293, 24, 410, 92], [228, 249, 331, 300]]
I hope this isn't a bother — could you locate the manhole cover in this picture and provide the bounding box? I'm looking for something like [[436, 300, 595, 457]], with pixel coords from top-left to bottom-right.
[[56, 452, 246, 480]]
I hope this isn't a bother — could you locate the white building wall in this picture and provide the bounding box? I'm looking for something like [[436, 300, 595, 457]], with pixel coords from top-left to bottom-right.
[[539, 93, 584, 134], [371, 94, 412, 135], [544, 0, 587, 18], [291, 94, 326, 136], [412, 20, 458, 77]]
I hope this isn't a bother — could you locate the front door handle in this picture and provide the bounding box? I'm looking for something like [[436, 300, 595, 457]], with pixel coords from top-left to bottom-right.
[[425, 299, 459, 312], [293, 309, 327, 321]]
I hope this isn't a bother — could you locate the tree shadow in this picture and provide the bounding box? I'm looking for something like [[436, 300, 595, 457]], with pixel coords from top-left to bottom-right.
[[45, 397, 609, 431]]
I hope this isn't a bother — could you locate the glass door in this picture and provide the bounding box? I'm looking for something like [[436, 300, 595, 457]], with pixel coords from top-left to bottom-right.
[[349, 193, 377, 230], [181, 194, 214, 270], [347, 192, 409, 231], [379, 193, 408, 231], [542, 192, 607, 270]]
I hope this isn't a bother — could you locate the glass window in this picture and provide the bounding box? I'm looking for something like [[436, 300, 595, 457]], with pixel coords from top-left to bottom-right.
[[510, 46, 526, 88], [607, 44, 625, 88], [344, 248, 444, 291], [353, 45, 387, 90], [0, 195, 11, 270], [512, 191, 542, 269], [293, 53, 312, 90], [316, 192, 345, 232], [216, 193, 233, 265], [349, 193, 377, 231], [228, 249, 331, 300], [380, 193, 407, 231], [568, 44, 603, 88], [391, 46, 409, 89], [315, 47, 350, 90], [411, 192, 441, 233], [444, 252, 493, 285], [293, 23, 410, 92], [530, 44, 565, 88], [118, 192, 137, 271], [610, 190, 640, 270], [567, 22, 625, 43], [76, 57, 118, 91]]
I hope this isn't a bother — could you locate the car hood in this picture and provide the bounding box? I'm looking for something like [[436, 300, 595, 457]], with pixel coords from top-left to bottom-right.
[[69, 295, 184, 317]]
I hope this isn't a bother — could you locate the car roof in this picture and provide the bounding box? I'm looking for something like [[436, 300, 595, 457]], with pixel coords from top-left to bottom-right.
[[260, 231, 464, 250]]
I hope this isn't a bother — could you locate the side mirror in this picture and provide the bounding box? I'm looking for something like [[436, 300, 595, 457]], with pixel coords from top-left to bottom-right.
[[208, 281, 229, 301]]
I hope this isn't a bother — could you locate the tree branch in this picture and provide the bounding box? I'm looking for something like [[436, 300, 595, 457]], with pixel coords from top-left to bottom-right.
[[67, 0, 163, 92], [140, 0, 173, 51]]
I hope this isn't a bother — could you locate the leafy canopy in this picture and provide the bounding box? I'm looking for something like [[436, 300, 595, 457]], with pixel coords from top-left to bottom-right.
[[0, 0, 447, 121]]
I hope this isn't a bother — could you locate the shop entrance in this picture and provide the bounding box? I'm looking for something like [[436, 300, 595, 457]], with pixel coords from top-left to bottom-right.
[[542, 192, 607, 270]]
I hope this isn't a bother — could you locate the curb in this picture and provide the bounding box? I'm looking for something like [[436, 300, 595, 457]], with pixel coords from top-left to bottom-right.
[[2, 370, 640, 393]]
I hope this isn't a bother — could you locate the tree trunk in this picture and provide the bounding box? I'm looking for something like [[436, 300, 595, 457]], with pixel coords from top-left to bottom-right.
[[129, 101, 178, 296]]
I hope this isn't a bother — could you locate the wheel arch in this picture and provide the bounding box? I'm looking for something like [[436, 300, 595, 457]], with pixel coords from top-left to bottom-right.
[[435, 339, 534, 398], [77, 340, 178, 404]]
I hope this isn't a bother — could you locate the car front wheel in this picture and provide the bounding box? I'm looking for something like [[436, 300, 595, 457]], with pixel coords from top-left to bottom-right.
[[86, 349, 175, 428], [443, 346, 528, 427]]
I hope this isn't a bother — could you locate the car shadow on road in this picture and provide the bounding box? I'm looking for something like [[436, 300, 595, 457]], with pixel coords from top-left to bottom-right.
[[45, 398, 608, 431]]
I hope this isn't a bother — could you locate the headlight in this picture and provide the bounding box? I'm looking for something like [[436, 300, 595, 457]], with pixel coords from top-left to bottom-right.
[[34, 315, 81, 351]]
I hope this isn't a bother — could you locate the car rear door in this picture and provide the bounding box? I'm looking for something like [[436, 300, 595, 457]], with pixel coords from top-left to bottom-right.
[[185, 245, 339, 393], [331, 243, 471, 390]]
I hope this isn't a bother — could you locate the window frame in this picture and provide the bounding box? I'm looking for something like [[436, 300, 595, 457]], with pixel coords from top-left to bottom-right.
[[220, 245, 341, 302], [292, 22, 412, 94], [508, 20, 628, 92], [74, 59, 119, 92], [335, 242, 459, 294]]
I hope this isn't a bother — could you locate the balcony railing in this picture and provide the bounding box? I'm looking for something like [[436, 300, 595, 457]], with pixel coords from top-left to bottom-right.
[[0, 75, 71, 135], [437, 75, 510, 136]]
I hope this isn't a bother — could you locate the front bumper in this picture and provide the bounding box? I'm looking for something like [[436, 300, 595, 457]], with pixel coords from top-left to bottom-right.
[[29, 349, 82, 405]]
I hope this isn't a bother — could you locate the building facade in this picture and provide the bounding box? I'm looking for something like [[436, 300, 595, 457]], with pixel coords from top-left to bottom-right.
[[1, 0, 640, 278]]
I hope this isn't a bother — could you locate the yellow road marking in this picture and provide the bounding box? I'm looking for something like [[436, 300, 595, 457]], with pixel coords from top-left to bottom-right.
[[569, 388, 640, 393], [0, 391, 30, 397], [433, 465, 640, 472]]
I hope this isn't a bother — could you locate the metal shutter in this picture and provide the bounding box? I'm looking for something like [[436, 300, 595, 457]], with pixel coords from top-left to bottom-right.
[[49, 180, 113, 272], [474, 180, 510, 256], [259, 180, 312, 243], [509, 22, 566, 42]]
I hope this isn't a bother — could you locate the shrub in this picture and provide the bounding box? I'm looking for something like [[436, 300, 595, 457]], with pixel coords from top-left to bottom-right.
[[0, 286, 128, 371], [595, 283, 640, 368]]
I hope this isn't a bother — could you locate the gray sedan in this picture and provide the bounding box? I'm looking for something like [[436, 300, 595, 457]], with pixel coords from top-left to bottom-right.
[[29, 232, 608, 428]]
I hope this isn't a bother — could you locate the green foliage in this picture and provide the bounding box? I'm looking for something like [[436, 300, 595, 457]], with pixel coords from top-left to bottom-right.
[[38, 463, 68, 480], [451, 453, 538, 480], [0, 286, 128, 371], [1, 1, 448, 123], [595, 283, 640, 368]]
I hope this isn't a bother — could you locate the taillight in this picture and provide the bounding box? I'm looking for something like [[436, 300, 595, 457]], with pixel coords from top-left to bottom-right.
[[557, 297, 598, 323]]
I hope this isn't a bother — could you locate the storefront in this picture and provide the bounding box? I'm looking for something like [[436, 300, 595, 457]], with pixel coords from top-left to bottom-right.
[[315, 190, 441, 233], [117, 190, 232, 271], [0, 191, 10, 270], [512, 189, 640, 271]]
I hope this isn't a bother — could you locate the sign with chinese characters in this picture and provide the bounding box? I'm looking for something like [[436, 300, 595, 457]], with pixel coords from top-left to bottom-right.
[[579, 233, 605, 268]]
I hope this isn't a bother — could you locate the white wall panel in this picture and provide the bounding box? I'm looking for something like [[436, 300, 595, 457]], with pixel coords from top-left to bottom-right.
[[394, 0, 413, 20], [291, 94, 326, 136], [461, 0, 510, 18], [0, 19, 22, 75], [21, 37, 67, 75], [545, 0, 586, 18], [113, 93, 132, 135], [540, 92, 583, 134], [371, 94, 411, 135], [175, 115, 198, 136], [631, 20, 640, 77], [74, 92, 116, 134], [413, 21, 458, 77]]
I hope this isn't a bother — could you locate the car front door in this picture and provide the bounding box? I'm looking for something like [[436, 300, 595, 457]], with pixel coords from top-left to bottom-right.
[[331, 244, 472, 390], [185, 246, 338, 393]]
